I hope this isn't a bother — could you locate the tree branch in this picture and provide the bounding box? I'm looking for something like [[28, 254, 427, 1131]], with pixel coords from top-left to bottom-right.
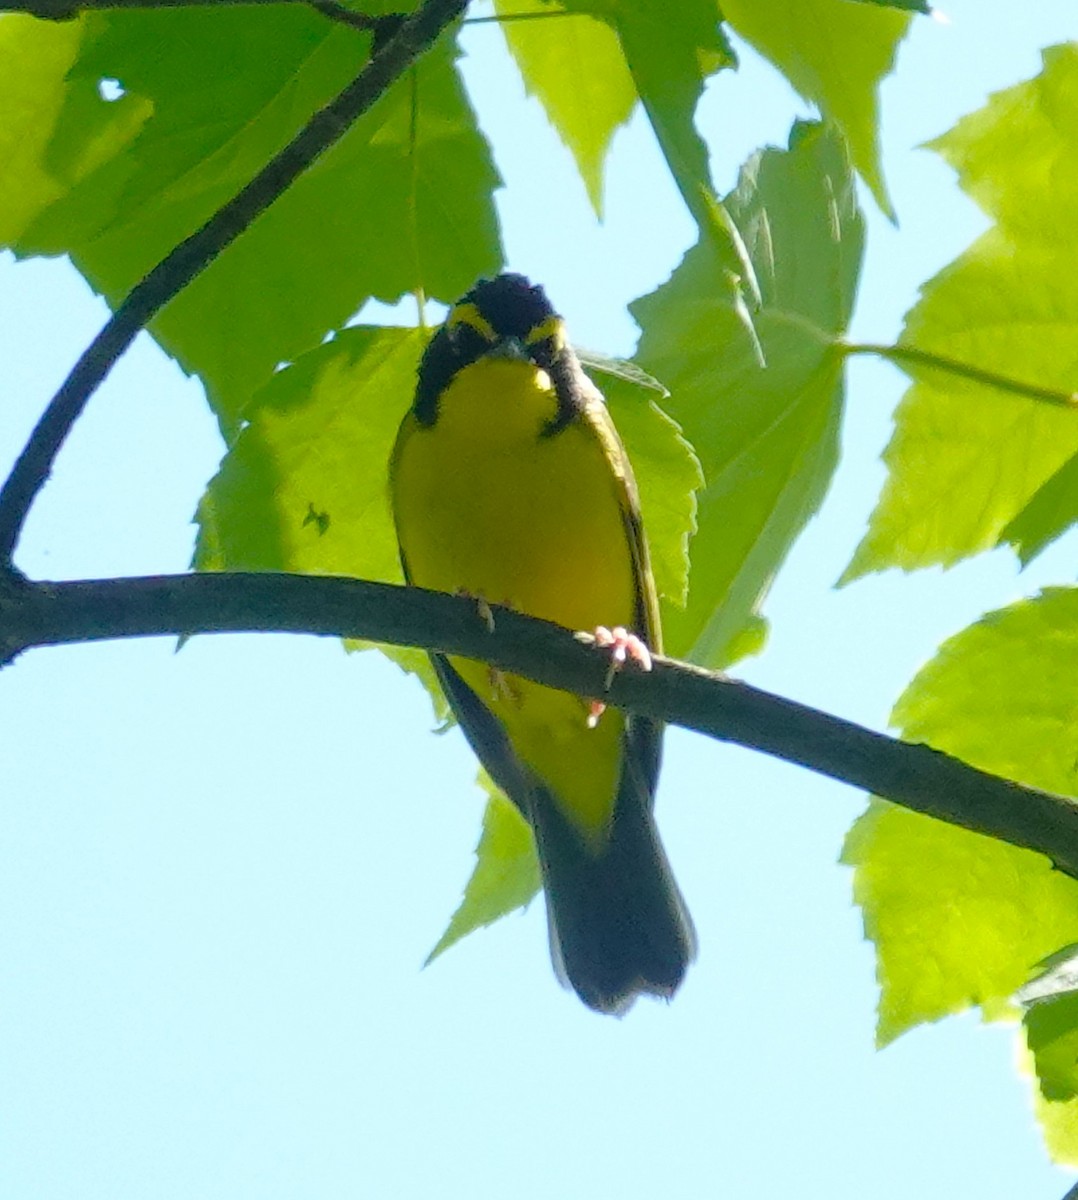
[[0, 0, 466, 565], [2, 569, 1077, 879], [3, 0, 570, 21], [4, 0, 391, 27]]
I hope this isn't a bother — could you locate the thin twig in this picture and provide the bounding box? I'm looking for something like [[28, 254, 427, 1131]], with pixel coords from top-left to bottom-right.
[[465, 10, 579, 23], [3, 0, 570, 15], [4, 0, 388, 21], [309, 1, 385, 31], [0, 0, 466, 565], [844, 341, 1078, 410], [2, 569, 1077, 881]]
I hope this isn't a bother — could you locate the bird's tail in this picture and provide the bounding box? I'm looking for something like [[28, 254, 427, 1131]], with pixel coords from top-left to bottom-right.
[[529, 769, 696, 1016]]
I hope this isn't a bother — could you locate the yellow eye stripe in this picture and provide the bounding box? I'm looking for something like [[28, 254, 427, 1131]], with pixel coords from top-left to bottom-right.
[[526, 315, 565, 349], [446, 302, 496, 342], [446, 303, 566, 353]]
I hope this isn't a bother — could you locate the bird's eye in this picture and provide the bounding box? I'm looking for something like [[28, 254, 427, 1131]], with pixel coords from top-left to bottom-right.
[[450, 321, 492, 362]]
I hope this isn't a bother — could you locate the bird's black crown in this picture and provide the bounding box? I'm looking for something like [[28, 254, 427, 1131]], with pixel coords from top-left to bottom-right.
[[465, 273, 557, 339]]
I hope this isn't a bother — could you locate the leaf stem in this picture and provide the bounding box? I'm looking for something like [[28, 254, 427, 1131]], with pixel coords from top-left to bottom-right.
[[0, 0, 466, 566], [464, 10, 582, 24], [844, 341, 1078, 411]]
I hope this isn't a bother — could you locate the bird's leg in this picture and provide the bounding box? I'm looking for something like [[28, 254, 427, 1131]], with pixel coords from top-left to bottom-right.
[[586, 625, 653, 728], [456, 589, 520, 704], [475, 596, 496, 634], [455, 587, 497, 635]]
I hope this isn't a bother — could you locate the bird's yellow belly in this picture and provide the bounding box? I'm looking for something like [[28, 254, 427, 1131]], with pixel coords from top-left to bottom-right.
[[392, 362, 638, 835]]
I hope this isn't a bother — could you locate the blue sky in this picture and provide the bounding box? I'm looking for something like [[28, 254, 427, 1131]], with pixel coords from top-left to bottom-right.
[[1, 3, 1077, 1196]]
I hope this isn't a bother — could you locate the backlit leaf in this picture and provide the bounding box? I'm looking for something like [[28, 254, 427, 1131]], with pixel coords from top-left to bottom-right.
[[843, 588, 1078, 1127], [1, 8, 500, 430], [845, 45, 1078, 579], [428, 780, 540, 962], [633, 121, 862, 665], [494, 0, 636, 216], [721, 0, 910, 214]]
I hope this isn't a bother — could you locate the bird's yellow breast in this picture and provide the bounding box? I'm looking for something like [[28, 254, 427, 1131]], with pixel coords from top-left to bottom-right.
[[391, 357, 638, 836]]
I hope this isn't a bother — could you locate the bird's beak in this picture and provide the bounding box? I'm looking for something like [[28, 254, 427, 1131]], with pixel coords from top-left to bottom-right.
[[486, 335, 531, 362]]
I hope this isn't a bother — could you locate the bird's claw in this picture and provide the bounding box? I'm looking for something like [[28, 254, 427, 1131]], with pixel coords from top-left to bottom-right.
[[455, 588, 497, 633], [587, 626, 653, 727]]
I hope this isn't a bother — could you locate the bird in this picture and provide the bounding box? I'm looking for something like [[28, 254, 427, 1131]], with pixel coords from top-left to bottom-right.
[[389, 273, 695, 1014]]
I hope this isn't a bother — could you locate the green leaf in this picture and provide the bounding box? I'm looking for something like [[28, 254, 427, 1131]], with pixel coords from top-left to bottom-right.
[[2, 8, 500, 430], [1019, 918, 1078, 1159], [576, 350, 668, 395], [196, 325, 423, 580], [843, 588, 1078, 1048], [600, 0, 735, 233], [1034, 1084, 1078, 1166], [632, 121, 862, 665], [587, 368, 703, 611], [195, 322, 449, 696], [0, 17, 151, 244], [546, 0, 759, 341], [428, 780, 541, 963], [1001, 450, 1078, 565], [845, 44, 1078, 580], [1027, 998, 1078, 1103], [493, 0, 637, 216], [721, 0, 910, 215]]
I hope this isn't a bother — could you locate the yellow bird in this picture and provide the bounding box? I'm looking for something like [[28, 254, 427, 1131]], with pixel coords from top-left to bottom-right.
[[390, 274, 695, 1014]]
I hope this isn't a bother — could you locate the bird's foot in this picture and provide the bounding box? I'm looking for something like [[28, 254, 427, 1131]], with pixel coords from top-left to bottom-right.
[[488, 666, 522, 706], [454, 588, 497, 634], [586, 625, 653, 728]]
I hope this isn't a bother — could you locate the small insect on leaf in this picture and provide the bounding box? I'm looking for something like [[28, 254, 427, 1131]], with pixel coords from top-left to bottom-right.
[[302, 503, 331, 536]]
